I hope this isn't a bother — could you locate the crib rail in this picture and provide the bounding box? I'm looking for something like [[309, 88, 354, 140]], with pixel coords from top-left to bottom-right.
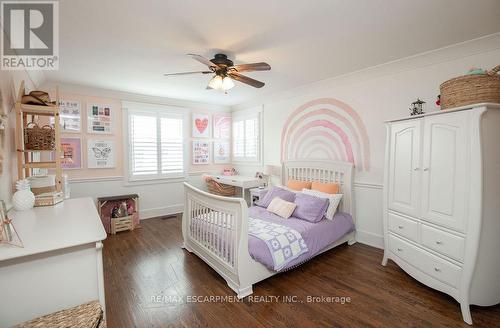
[[182, 183, 251, 282]]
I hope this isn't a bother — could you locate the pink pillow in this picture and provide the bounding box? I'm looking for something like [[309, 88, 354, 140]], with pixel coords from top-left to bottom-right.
[[287, 179, 312, 191], [267, 197, 297, 219], [311, 181, 340, 194]]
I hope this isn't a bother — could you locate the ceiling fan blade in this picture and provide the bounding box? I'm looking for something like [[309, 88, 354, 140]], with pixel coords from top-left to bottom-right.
[[229, 62, 271, 72], [164, 71, 212, 76], [228, 72, 265, 88], [187, 54, 218, 68]]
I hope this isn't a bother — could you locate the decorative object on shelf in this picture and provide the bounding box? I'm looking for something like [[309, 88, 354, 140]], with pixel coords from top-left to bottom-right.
[[409, 98, 426, 116], [15, 81, 63, 194], [440, 64, 500, 109], [34, 191, 64, 207], [97, 194, 139, 234], [435, 95, 441, 107], [213, 114, 231, 139], [12, 179, 35, 211], [87, 139, 115, 168], [213, 140, 230, 163], [192, 140, 210, 164], [254, 171, 269, 187], [0, 200, 23, 247], [28, 175, 56, 195], [87, 103, 113, 134], [21, 90, 55, 106], [27, 175, 63, 207], [24, 122, 55, 150], [62, 174, 71, 199], [222, 167, 237, 176], [192, 113, 210, 138]]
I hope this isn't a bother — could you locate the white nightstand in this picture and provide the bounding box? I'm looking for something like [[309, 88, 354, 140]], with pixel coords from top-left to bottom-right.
[[250, 187, 268, 206]]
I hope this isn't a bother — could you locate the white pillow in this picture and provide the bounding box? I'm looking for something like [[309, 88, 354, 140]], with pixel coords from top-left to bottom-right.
[[267, 197, 297, 219], [302, 189, 343, 220]]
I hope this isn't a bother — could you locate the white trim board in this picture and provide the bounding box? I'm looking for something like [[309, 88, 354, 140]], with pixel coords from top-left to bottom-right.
[[356, 230, 384, 249], [140, 204, 183, 220]]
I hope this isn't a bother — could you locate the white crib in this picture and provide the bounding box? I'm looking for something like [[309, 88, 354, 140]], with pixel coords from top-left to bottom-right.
[[181, 160, 356, 298]]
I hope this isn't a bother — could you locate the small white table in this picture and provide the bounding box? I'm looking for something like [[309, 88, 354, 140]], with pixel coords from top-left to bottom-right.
[[250, 187, 269, 206], [0, 197, 107, 327], [212, 175, 266, 203]]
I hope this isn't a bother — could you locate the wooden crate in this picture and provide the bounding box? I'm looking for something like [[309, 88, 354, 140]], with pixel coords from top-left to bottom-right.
[[110, 215, 134, 234]]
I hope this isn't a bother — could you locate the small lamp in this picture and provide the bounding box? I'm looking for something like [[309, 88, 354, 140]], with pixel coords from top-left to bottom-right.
[[264, 165, 282, 187]]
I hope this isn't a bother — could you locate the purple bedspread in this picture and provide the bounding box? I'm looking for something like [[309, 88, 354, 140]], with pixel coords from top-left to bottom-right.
[[248, 206, 355, 271]]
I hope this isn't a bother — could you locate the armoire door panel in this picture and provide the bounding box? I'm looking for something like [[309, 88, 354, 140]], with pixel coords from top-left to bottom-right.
[[388, 121, 421, 217], [421, 112, 469, 232]]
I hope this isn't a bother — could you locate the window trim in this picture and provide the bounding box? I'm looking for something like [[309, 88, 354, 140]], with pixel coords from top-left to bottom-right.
[[123, 102, 189, 184], [231, 106, 263, 165]]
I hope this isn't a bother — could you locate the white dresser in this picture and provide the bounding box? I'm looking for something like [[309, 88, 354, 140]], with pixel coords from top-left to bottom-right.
[[0, 197, 107, 327], [382, 103, 500, 325]]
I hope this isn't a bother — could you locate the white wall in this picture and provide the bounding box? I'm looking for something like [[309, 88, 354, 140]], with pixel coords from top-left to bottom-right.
[[232, 33, 500, 249]]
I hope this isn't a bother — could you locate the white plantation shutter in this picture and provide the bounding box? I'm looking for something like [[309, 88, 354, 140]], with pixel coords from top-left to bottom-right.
[[127, 104, 186, 180], [160, 117, 183, 175], [233, 120, 245, 158], [130, 114, 158, 176], [232, 112, 260, 162]]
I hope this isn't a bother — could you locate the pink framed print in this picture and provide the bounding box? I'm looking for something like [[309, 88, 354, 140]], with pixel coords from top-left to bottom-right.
[[192, 113, 210, 138], [60, 137, 82, 169], [213, 114, 231, 139]]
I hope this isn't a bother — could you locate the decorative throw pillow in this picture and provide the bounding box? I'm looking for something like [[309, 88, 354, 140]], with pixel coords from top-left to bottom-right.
[[292, 192, 329, 223], [267, 197, 297, 219], [287, 179, 312, 191], [302, 188, 343, 220], [311, 181, 340, 194], [256, 186, 296, 208]]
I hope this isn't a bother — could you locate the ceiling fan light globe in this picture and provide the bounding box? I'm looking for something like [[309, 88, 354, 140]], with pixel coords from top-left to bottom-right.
[[222, 77, 235, 90], [208, 75, 223, 89]]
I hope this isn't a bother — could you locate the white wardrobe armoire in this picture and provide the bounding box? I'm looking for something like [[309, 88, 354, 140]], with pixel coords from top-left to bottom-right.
[[382, 103, 500, 325]]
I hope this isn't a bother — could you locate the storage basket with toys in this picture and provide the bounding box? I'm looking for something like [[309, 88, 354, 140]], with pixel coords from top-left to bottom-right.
[[97, 194, 139, 234], [440, 65, 500, 109]]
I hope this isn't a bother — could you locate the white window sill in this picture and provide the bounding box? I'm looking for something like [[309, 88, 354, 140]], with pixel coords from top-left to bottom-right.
[[124, 176, 188, 187]]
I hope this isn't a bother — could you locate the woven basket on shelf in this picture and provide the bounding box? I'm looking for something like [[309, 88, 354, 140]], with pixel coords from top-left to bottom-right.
[[440, 65, 500, 109], [24, 122, 55, 150], [206, 179, 236, 197]]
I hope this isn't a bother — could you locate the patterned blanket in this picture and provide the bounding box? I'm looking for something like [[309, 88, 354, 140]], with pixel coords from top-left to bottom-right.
[[248, 217, 309, 271]]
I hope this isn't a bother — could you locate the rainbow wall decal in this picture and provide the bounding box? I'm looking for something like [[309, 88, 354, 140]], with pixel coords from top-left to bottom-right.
[[281, 98, 371, 171]]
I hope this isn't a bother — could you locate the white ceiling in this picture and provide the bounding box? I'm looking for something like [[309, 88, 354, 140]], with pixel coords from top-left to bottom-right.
[[47, 0, 500, 106]]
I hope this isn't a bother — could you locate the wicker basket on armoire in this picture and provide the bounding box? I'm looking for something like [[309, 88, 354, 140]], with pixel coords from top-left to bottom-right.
[[440, 65, 500, 109]]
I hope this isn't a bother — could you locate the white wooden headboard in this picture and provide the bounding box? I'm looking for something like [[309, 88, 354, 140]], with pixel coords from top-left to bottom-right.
[[282, 160, 354, 218]]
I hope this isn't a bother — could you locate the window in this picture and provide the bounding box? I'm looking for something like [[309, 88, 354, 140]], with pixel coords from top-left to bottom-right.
[[232, 112, 261, 162], [126, 103, 186, 181]]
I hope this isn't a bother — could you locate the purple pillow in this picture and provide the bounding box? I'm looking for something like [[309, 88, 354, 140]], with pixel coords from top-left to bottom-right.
[[292, 193, 329, 223], [256, 186, 296, 208]]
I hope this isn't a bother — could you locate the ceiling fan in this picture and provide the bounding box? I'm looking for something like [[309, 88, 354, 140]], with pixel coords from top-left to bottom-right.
[[164, 53, 271, 92]]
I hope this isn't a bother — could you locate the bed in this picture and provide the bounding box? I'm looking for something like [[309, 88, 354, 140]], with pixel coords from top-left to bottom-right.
[[181, 160, 356, 298]]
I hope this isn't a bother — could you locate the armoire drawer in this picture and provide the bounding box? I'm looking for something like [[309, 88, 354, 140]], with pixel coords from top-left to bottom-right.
[[388, 234, 461, 288], [387, 212, 418, 242], [420, 224, 465, 262]]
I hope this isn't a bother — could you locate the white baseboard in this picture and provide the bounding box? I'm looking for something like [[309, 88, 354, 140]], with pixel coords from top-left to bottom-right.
[[140, 204, 183, 220], [356, 230, 384, 249]]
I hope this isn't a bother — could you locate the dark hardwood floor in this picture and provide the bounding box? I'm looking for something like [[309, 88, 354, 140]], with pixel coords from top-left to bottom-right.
[[103, 216, 500, 328]]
